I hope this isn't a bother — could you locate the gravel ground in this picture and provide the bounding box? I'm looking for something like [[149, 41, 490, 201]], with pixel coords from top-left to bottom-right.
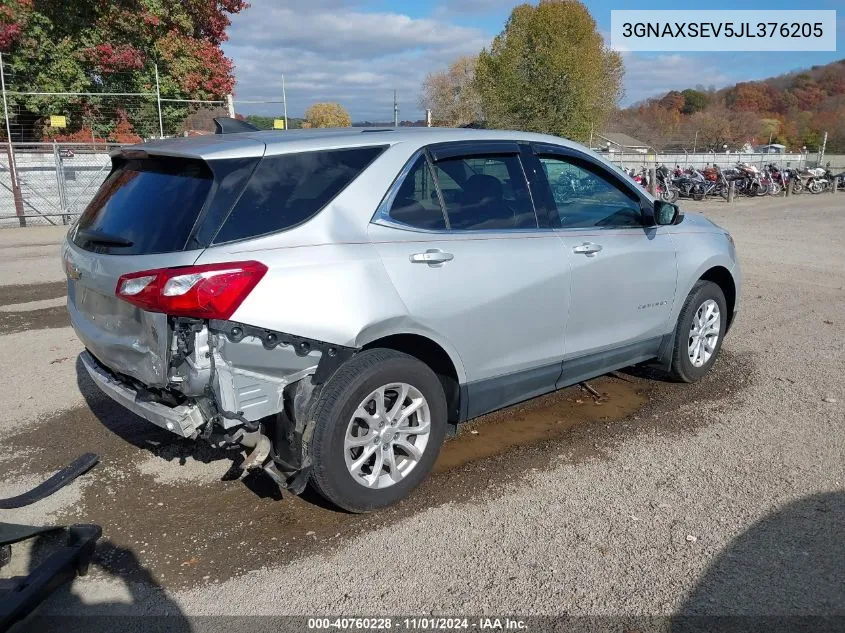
[[0, 195, 842, 631]]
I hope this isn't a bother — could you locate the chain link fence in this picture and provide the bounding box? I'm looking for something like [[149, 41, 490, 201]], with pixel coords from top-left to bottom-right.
[[604, 151, 810, 172], [0, 142, 126, 227]]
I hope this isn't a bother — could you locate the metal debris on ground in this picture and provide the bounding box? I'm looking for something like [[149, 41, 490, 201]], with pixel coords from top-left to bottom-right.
[[580, 381, 602, 399]]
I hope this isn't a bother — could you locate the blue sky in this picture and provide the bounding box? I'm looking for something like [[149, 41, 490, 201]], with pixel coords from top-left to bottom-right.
[[223, 0, 843, 121]]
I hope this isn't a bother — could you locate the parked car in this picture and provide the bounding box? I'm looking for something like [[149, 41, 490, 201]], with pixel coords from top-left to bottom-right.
[[63, 125, 741, 512]]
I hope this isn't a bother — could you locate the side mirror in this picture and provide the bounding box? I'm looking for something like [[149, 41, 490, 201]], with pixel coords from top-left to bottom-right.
[[654, 200, 680, 225]]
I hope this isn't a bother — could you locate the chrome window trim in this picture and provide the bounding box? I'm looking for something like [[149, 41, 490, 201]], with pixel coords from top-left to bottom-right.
[[372, 216, 555, 236], [553, 225, 648, 235]]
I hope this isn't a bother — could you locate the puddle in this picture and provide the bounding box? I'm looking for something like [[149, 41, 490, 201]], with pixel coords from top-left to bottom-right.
[[436, 377, 647, 472], [0, 281, 66, 307], [3, 373, 650, 589], [0, 305, 69, 335]]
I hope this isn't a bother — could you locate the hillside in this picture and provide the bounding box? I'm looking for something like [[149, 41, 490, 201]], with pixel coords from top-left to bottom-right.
[[610, 59, 845, 153]]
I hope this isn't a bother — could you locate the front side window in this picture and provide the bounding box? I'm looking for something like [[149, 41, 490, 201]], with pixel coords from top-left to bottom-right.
[[434, 154, 537, 230], [215, 145, 386, 243], [387, 156, 447, 230], [539, 156, 642, 228]]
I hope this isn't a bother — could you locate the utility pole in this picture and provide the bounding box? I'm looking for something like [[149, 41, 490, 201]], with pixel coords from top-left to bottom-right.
[[154, 63, 164, 138], [282, 74, 288, 130], [426, 109, 432, 128], [393, 90, 399, 127], [0, 51, 24, 226]]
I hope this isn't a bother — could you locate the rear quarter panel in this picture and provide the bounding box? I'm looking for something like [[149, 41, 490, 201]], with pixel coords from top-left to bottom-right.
[[198, 240, 468, 383]]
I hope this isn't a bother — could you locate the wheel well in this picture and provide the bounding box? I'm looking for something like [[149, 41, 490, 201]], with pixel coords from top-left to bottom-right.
[[700, 266, 736, 331], [362, 334, 461, 425]]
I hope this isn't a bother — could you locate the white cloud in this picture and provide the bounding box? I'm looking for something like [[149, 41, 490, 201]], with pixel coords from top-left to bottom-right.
[[620, 53, 732, 105], [224, 0, 488, 120]]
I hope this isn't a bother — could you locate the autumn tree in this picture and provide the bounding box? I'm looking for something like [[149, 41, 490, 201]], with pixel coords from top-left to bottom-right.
[[420, 55, 481, 127], [608, 59, 845, 151], [0, 0, 247, 141], [659, 91, 685, 112], [304, 103, 352, 128], [475, 0, 622, 140]]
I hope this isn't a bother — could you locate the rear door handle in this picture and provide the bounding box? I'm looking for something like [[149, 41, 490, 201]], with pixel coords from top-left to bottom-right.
[[573, 242, 603, 257], [410, 249, 454, 266]]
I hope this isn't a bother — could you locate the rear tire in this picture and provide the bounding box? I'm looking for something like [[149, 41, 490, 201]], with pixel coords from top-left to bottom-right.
[[308, 349, 447, 513], [667, 281, 727, 383]]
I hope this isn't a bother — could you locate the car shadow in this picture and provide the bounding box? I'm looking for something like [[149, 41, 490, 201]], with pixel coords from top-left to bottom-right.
[[15, 535, 191, 633], [672, 491, 845, 632]]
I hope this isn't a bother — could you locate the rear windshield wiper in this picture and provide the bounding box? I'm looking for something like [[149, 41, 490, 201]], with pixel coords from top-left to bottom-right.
[[76, 229, 134, 247]]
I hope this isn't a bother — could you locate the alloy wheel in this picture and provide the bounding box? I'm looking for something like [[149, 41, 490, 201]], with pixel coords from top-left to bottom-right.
[[343, 383, 431, 489], [688, 299, 721, 368]]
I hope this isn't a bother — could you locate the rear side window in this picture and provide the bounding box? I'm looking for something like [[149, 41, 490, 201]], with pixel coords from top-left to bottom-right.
[[387, 156, 447, 230], [74, 157, 212, 255], [214, 146, 386, 243], [434, 154, 537, 230]]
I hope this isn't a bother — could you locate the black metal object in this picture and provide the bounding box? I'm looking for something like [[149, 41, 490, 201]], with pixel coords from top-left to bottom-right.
[[213, 117, 259, 135], [0, 524, 102, 633], [0, 454, 102, 632], [208, 320, 356, 384], [0, 453, 99, 510]]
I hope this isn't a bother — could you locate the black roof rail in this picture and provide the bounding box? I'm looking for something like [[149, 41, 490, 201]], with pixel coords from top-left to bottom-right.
[[361, 128, 394, 133], [213, 117, 260, 134]]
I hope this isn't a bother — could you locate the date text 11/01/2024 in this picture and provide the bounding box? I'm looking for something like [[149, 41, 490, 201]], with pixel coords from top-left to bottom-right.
[[621, 22, 824, 39], [307, 617, 528, 630]]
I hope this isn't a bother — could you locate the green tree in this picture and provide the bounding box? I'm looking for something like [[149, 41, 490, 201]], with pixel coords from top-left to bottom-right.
[[475, 0, 622, 140], [681, 89, 708, 115], [304, 102, 351, 128], [0, 0, 247, 141]]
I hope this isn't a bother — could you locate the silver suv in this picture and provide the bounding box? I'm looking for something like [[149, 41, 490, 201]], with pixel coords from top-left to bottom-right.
[[63, 125, 741, 512]]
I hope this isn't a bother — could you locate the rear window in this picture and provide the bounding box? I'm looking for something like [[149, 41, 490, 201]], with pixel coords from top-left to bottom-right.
[[213, 145, 386, 244], [74, 157, 213, 254]]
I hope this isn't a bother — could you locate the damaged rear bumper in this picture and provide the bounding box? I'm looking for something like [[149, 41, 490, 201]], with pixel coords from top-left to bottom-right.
[[81, 321, 356, 492], [80, 350, 206, 438]]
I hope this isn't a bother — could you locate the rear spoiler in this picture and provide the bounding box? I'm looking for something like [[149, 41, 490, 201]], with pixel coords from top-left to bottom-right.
[[213, 117, 259, 135]]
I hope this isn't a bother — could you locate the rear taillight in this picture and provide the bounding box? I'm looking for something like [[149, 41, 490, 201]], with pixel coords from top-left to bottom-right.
[[116, 261, 267, 319]]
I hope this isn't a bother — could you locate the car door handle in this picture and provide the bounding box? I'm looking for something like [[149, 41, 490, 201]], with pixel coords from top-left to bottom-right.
[[410, 249, 454, 265], [573, 242, 603, 257]]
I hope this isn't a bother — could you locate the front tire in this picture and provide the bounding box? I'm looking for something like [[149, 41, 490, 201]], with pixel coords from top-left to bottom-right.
[[667, 281, 727, 383], [308, 349, 447, 513]]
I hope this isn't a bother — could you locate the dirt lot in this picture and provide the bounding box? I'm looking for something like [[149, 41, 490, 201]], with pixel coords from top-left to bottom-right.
[[0, 196, 842, 630]]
